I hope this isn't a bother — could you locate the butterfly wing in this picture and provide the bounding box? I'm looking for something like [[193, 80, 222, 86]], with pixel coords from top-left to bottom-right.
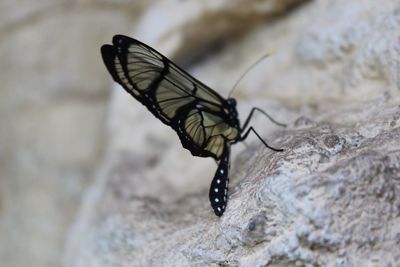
[[101, 35, 239, 160]]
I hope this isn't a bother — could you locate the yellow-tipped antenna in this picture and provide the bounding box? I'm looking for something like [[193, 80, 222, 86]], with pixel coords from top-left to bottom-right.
[[228, 51, 275, 98]]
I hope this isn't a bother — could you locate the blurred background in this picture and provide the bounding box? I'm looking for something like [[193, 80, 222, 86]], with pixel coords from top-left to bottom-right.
[[0, 1, 153, 266], [1, 0, 399, 266]]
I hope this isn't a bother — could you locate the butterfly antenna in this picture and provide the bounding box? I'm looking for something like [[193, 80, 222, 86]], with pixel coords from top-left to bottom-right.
[[228, 52, 274, 98]]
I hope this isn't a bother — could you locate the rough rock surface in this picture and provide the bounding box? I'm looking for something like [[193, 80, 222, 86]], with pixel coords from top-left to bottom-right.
[[64, 0, 400, 266]]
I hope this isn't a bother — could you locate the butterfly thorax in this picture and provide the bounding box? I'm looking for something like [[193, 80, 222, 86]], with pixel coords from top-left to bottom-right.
[[225, 97, 240, 131]]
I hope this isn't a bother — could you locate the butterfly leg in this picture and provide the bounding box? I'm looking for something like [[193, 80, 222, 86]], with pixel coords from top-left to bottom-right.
[[241, 107, 286, 131], [209, 145, 230, 217], [239, 127, 283, 152]]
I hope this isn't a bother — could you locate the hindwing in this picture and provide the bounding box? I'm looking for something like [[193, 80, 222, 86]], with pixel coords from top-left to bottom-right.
[[175, 106, 238, 160]]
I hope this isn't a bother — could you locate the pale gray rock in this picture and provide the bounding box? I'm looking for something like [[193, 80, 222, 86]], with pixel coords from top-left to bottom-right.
[[64, 0, 400, 267]]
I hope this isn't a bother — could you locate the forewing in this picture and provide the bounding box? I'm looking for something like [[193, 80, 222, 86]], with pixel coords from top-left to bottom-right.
[[101, 35, 226, 126]]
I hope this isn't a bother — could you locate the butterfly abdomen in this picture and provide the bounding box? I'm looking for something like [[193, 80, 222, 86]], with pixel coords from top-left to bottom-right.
[[209, 145, 230, 216]]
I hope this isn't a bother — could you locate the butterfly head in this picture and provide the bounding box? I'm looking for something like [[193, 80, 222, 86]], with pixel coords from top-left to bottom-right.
[[226, 98, 237, 107], [226, 98, 238, 117], [223, 98, 239, 130]]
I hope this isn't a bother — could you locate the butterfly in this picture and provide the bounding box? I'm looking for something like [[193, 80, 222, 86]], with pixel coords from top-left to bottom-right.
[[101, 35, 284, 217]]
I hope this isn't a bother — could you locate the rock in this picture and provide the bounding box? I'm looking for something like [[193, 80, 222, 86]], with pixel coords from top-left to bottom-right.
[[64, 0, 400, 266]]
